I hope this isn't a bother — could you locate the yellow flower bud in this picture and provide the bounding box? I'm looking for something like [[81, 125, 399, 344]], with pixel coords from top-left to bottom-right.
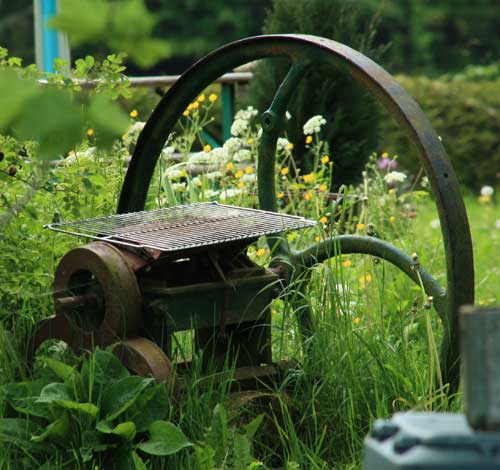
[[129, 109, 138, 118]]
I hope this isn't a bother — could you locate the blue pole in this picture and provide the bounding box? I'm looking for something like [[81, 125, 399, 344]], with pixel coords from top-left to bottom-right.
[[40, 0, 59, 72]]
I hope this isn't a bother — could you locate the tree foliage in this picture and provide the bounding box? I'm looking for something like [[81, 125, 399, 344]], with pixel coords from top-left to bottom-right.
[[249, 0, 384, 187]]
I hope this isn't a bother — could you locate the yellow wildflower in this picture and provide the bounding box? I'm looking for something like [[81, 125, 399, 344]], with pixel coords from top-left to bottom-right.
[[389, 216, 396, 223], [342, 259, 352, 268], [235, 170, 244, 179], [304, 192, 312, 201], [388, 188, 397, 195], [197, 94, 205, 102], [381, 152, 389, 159], [479, 195, 491, 204], [319, 184, 328, 192], [321, 155, 329, 164], [129, 109, 138, 118], [281, 167, 289, 176], [303, 173, 314, 183], [226, 162, 234, 171], [247, 137, 254, 145], [359, 274, 372, 284], [315, 235, 322, 242], [203, 144, 212, 153], [238, 181, 245, 189], [257, 248, 266, 257], [287, 143, 294, 150], [183, 109, 190, 117], [179, 169, 187, 177], [209, 93, 218, 102], [319, 216, 328, 224], [277, 191, 285, 199], [356, 223, 366, 230], [187, 103, 194, 110], [86, 128, 94, 137], [191, 101, 200, 109], [245, 166, 253, 174], [305, 135, 313, 144], [353, 317, 361, 325]]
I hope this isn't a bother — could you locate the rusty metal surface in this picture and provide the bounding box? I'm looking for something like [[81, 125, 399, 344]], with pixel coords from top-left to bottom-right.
[[46, 202, 315, 254], [53, 241, 141, 346], [114, 34, 472, 393], [113, 336, 173, 384]]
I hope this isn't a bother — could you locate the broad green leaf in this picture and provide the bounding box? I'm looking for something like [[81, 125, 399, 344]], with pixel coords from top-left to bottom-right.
[[82, 349, 129, 387], [137, 421, 193, 456], [87, 94, 129, 148], [0, 418, 46, 452], [96, 420, 136, 441], [39, 356, 75, 382], [0, 69, 40, 130], [125, 383, 169, 432], [13, 87, 84, 159], [2, 382, 52, 419], [101, 376, 154, 421], [244, 414, 264, 438], [36, 383, 72, 403], [232, 432, 253, 469], [32, 412, 70, 443], [50, 0, 109, 46], [53, 400, 99, 417], [206, 403, 228, 462], [132, 450, 147, 470]]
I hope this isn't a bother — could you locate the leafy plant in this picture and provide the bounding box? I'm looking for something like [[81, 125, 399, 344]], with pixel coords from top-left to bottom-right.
[[193, 404, 264, 470], [0, 349, 192, 468]]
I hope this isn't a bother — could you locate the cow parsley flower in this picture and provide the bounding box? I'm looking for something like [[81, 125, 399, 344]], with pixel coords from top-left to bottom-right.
[[384, 171, 407, 184], [303, 115, 326, 135]]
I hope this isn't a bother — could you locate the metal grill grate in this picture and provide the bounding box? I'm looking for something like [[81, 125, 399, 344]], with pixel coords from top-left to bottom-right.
[[45, 202, 316, 253]]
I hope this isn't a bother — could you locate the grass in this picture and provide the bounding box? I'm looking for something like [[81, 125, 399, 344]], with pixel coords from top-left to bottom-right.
[[0, 114, 499, 468]]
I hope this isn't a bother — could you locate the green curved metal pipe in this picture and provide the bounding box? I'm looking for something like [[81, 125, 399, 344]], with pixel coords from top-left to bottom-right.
[[293, 235, 447, 320], [258, 61, 309, 259]]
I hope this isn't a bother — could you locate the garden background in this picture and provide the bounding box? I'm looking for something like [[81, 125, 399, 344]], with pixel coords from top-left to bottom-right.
[[0, 1, 499, 469]]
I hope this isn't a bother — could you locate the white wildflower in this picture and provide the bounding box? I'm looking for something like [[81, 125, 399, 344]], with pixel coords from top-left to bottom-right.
[[171, 182, 186, 192], [234, 106, 258, 122], [127, 121, 146, 134], [219, 188, 242, 201], [223, 137, 242, 157], [277, 137, 291, 151], [241, 173, 256, 183], [233, 149, 252, 162], [421, 176, 429, 188], [286, 111, 292, 120], [384, 171, 407, 185], [205, 171, 223, 180], [480, 185, 494, 197], [209, 147, 228, 163], [230, 119, 248, 137], [162, 146, 175, 158], [188, 151, 211, 165], [303, 115, 326, 135], [204, 189, 220, 199], [191, 176, 202, 187], [430, 219, 440, 229]]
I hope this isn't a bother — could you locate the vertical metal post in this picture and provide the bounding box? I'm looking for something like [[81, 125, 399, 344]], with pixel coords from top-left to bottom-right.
[[34, 0, 71, 73], [460, 304, 500, 431], [221, 83, 235, 142]]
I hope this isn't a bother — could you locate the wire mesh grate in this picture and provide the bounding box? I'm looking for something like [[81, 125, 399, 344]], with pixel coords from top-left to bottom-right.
[[45, 202, 316, 253]]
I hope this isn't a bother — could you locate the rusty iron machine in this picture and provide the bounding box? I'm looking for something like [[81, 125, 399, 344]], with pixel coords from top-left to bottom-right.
[[31, 35, 474, 394]]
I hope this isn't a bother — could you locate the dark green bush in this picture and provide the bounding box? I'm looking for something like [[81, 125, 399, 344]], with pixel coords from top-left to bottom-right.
[[248, 0, 384, 188], [379, 76, 500, 190]]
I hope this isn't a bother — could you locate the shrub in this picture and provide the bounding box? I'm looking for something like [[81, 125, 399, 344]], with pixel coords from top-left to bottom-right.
[[248, 0, 384, 188], [379, 76, 500, 190]]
